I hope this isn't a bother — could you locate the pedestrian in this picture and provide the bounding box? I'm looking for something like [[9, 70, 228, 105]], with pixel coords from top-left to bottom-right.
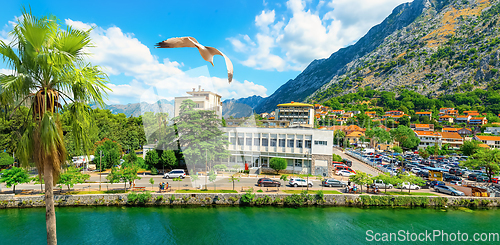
[[348, 180, 351, 186]]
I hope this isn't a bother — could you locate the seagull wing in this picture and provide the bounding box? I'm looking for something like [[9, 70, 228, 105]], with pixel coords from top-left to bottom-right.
[[155, 37, 199, 48], [206, 46, 234, 83]]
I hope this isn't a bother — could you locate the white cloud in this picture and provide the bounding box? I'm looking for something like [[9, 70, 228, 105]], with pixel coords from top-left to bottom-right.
[[229, 0, 410, 71], [63, 19, 266, 105], [0, 68, 14, 75]]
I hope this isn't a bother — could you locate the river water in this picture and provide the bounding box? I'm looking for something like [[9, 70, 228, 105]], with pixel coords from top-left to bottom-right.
[[0, 206, 498, 244]]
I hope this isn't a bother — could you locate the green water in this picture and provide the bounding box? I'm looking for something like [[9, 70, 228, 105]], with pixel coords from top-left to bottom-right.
[[0, 206, 499, 244]]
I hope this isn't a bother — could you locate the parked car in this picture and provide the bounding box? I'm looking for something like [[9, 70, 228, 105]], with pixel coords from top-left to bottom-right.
[[428, 180, 446, 189], [450, 180, 463, 186], [372, 179, 393, 189], [434, 185, 465, 196], [490, 177, 499, 184], [289, 178, 313, 187], [476, 176, 489, 182], [337, 170, 355, 177], [342, 159, 353, 167], [454, 169, 464, 176], [322, 179, 347, 187], [398, 182, 421, 190], [468, 174, 478, 181], [163, 169, 186, 179], [462, 171, 472, 179], [443, 173, 461, 182], [257, 178, 281, 187]]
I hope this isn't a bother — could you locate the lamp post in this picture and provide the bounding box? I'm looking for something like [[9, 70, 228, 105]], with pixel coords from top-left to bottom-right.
[[305, 150, 311, 192]]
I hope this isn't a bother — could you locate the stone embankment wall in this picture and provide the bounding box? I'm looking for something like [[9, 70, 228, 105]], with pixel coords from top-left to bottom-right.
[[1, 193, 500, 208]]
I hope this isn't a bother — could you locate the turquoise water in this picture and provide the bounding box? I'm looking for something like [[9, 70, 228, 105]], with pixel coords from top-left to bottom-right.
[[0, 206, 499, 244]]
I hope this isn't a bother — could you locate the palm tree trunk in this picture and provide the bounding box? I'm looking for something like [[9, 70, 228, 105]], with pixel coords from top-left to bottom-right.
[[44, 163, 57, 245]]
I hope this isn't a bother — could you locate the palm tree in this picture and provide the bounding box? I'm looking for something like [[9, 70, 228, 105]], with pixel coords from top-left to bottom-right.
[[0, 9, 109, 245]]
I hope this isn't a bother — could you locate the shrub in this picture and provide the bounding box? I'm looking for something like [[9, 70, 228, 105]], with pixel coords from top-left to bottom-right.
[[284, 194, 304, 207], [257, 190, 263, 192], [150, 167, 158, 175], [240, 190, 255, 205], [127, 192, 152, 204]]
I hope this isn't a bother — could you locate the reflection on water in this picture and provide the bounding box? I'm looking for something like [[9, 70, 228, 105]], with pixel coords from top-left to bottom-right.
[[0, 206, 498, 245]]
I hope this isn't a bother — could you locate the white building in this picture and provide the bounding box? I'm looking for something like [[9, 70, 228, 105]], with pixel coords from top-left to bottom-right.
[[414, 131, 463, 149], [220, 127, 333, 176], [473, 135, 500, 149], [484, 127, 500, 135], [275, 102, 315, 127], [174, 86, 222, 119]]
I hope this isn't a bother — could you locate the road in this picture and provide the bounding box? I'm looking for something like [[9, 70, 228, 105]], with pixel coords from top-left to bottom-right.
[[332, 148, 381, 176]]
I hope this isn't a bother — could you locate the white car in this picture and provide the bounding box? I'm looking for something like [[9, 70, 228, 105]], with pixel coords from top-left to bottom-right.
[[411, 168, 421, 174], [398, 182, 420, 190], [289, 178, 313, 187], [163, 169, 186, 179], [337, 170, 355, 177]]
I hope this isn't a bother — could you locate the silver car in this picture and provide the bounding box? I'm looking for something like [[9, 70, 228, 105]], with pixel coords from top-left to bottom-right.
[[434, 185, 464, 196], [163, 169, 186, 179]]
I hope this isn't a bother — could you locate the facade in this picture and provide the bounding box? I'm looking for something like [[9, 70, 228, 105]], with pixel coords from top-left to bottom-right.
[[473, 135, 500, 149], [439, 115, 454, 123], [484, 127, 500, 135], [410, 124, 434, 131], [221, 127, 333, 176], [442, 127, 460, 133], [174, 87, 222, 119], [414, 131, 463, 149], [225, 119, 290, 128], [415, 111, 432, 119], [469, 117, 488, 125], [346, 131, 365, 145], [365, 111, 377, 118], [455, 115, 471, 124], [275, 102, 315, 127]]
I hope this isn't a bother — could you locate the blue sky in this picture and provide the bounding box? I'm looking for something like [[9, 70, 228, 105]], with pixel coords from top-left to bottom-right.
[[0, 0, 409, 105]]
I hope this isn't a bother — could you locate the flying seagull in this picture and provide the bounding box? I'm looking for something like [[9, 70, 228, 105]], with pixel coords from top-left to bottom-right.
[[155, 37, 233, 83]]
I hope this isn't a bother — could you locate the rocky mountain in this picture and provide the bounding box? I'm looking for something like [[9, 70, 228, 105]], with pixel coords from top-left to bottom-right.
[[255, 0, 500, 112], [222, 95, 264, 118], [92, 99, 174, 117]]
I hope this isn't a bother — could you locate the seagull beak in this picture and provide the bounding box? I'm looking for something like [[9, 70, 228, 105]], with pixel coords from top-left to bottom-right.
[[210, 61, 214, 67]]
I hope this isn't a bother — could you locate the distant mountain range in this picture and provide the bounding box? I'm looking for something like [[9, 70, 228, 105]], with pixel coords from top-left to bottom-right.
[[95, 95, 265, 118]]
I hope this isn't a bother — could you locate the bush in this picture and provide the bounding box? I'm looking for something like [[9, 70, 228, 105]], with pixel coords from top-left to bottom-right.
[[127, 192, 152, 204], [240, 190, 255, 205], [257, 189, 263, 192], [150, 167, 158, 175], [284, 194, 304, 207]]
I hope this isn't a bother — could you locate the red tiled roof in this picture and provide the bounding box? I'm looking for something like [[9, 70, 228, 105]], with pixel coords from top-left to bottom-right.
[[475, 135, 500, 141]]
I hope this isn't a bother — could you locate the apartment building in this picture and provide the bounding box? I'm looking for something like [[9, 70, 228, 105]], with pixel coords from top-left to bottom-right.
[[410, 124, 434, 131], [415, 111, 432, 120], [275, 102, 315, 127], [469, 117, 488, 126], [455, 115, 471, 124], [221, 127, 333, 176], [174, 86, 222, 119], [473, 135, 500, 149], [414, 131, 463, 149]]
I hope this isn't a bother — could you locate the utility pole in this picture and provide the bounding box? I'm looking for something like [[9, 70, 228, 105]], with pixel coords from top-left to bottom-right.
[[99, 150, 102, 191], [306, 150, 310, 192]]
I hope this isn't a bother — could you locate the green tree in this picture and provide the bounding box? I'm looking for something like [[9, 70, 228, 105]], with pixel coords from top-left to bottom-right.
[[333, 130, 346, 147], [57, 167, 90, 191], [145, 150, 159, 170], [228, 174, 240, 191], [149, 178, 154, 191], [208, 170, 217, 190], [121, 165, 141, 189], [365, 127, 392, 149], [94, 138, 122, 169], [390, 125, 420, 149], [269, 157, 287, 174], [0, 166, 30, 194], [160, 150, 177, 173], [392, 146, 403, 153], [106, 167, 123, 188], [400, 174, 425, 194], [349, 171, 372, 193], [460, 140, 482, 156], [124, 152, 138, 165], [0, 10, 109, 244], [332, 154, 342, 162], [0, 152, 14, 167], [462, 149, 500, 181], [398, 115, 410, 127], [164, 100, 229, 172]]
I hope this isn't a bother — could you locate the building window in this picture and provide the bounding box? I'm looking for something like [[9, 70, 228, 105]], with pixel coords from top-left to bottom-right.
[[254, 138, 260, 146], [305, 140, 312, 149], [296, 140, 303, 148], [246, 138, 252, 146], [287, 139, 294, 148], [229, 137, 236, 145], [279, 139, 286, 147], [262, 138, 269, 146], [270, 139, 277, 147], [237, 137, 244, 145], [314, 141, 327, 146]]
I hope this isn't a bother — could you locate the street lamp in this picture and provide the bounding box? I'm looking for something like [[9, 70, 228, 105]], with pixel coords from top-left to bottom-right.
[[305, 150, 311, 192]]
